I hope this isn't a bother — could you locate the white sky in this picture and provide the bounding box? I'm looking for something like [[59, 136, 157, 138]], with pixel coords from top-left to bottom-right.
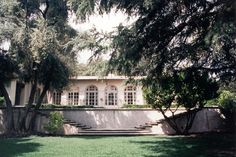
[[69, 9, 136, 63], [1, 9, 135, 64]]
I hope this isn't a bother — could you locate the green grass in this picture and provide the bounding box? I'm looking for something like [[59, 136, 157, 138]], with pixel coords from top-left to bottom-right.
[[0, 134, 235, 157]]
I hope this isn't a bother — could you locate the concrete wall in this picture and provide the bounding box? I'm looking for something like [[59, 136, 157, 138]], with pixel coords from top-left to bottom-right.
[[0, 109, 6, 134], [62, 109, 185, 128], [5, 80, 17, 106], [0, 108, 226, 135]]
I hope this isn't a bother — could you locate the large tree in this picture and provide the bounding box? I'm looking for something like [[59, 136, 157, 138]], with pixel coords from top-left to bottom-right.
[[70, 0, 235, 134], [0, 0, 79, 132], [0, 49, 17, 132]]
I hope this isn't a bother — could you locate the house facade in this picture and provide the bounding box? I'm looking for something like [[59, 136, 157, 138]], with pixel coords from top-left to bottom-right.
[[48, 76, 145, 108], [4, 75, 145, 108]]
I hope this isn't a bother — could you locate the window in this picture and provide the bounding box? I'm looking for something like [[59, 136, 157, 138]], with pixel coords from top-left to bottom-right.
[[52, 91, 62, 105], [68, 92, 79, 105], [124, 86, 136, 105], [86, 85, 98, 106], [105, 85, 118, 106]]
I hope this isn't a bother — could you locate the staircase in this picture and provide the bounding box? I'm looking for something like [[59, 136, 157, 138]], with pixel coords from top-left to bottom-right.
[[36, 111, 165, 135], [62, 118, 166, 135]]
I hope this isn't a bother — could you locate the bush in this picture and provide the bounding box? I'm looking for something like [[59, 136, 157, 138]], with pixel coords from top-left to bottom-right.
[[218, 90, 236, 132], [40, 104, 101, 109], [44, 111, 64, 134], [122, 104, 152, 108], [0, 97, 5, 106]]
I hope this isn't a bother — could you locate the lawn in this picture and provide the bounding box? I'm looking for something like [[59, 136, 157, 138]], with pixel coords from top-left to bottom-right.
[[0, 134, 235, 157]]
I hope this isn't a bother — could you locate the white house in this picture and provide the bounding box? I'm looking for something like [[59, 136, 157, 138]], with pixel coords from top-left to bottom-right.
[[48, 75, 145, 108], [3, 75, 145, 108]]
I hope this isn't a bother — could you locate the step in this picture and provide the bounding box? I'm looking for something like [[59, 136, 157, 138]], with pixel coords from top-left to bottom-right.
[[83, 128, 144, 131], [63, 120, 75, 124], [77, 130, 153, 135], [135, 126, 146, 129], [67, 122, 78, 125], [75, 124, 86, 127], [81, 126, 92, 129]]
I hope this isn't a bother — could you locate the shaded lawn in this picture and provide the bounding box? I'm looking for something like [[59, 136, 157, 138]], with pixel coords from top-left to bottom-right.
[[0, 134, 235, 157]]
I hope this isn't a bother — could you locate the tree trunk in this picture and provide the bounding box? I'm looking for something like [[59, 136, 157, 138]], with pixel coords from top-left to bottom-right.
[[19, 78, 38, 132], [0, 82, 14, 133], [183, 109, 199, 134], [158, 108, 182, 134], [158, 107, 200, 135], [29, 81, 50, 131]]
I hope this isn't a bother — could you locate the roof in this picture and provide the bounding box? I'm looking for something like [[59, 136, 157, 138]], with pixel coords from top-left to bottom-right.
[[70, 75, 144, 80]]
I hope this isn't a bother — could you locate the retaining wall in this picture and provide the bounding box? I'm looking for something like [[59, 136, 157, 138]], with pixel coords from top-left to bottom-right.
[[0, 108, 225, 134]]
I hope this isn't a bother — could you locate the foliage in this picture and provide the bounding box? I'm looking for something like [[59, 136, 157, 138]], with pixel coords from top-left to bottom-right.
[[218, 90, 236, 111], [122, 104, 151, 109], [0, 0, 80, 132], [0, 51, 17, 82], [0, 97, 4, 106], [75, 0, 235, 135], [97, 0, 236, 82], [77, 58, 109, 76], [39, 104, 98, 109], [144, 69, 218, 134], [218, 90, 236, 131], [44, 111, 63, 134], [0, 49, 17, 131]]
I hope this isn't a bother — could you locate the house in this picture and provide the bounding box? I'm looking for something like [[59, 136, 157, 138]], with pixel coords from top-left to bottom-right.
[[4, 75, 145, 108]]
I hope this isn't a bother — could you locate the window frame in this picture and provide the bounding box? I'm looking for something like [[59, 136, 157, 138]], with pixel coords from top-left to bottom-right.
[[124, 86, 136, 105]]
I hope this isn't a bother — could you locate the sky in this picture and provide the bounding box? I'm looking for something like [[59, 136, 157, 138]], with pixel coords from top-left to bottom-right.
[[69, 9, 136, 63], [0, 9, 135, 64]]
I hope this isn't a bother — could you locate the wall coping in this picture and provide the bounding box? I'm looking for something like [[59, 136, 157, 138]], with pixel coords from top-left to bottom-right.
[[0, 106, 220, 111]]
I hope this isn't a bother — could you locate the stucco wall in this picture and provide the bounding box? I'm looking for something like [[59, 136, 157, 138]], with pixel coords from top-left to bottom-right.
[[5, 80, 17, 106], [0, 109, 6, 134], [50, 79, 145, 107], [62, 109, 185, 128], [0, 108, 226, 135]]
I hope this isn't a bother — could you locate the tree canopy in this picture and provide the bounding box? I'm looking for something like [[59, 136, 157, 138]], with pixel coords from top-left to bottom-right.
[[79, 0, 235, 134], [0, 0, 79, 132], [89, 0, 236, 82]]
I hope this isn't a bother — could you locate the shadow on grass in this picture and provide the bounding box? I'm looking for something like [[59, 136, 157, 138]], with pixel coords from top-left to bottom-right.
[[0, 137, 42, 157], [129, 134, 236, 157]]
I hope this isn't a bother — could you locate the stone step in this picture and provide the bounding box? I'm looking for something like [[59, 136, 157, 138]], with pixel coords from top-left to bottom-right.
[[68, 122, 79, 125], [81, 126, 92, 129], [77, 130, 152, 135], [83, 128, 144, 132], [63, 120, 76, 124], [75, 124, 86, 127], [135, 126, 146, 129]]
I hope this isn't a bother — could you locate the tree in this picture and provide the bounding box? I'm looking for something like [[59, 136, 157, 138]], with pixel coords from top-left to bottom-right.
[[217, 90, 236, 132], [72, 0, 235, 134], [77, 58, 109, 76], [0, 49, 17, 132], [0, 0, 78, 132], [95, 0, 236, 82], [144, 69, 218, 134]]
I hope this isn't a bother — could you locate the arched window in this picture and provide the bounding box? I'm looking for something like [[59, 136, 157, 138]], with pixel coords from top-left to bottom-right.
[[86, 85, 98, 106], [105, 85, 118, 106], [124, 86, 136, 105]]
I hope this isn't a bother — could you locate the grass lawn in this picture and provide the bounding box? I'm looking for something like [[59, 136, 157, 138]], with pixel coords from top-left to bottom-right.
[[0, 134, 235, 157]]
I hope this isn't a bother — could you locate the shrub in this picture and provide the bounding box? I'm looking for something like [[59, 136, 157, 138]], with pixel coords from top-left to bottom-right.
[[44, 111, 64, 134], [218, 90, 236, 132], [40, 104, 100, 109], [122, 104, 152, 108], [0, 97, 4, 106]]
